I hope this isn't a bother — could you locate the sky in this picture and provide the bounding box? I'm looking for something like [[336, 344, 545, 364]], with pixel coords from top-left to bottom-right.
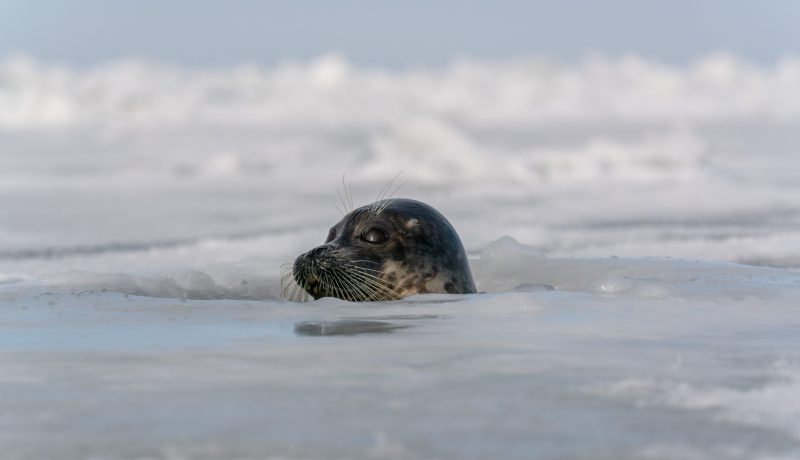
[[1, 0, 800, 67]]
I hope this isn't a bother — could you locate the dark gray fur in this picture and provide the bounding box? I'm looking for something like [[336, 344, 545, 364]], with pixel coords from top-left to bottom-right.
[[293, 198, 476, 301]]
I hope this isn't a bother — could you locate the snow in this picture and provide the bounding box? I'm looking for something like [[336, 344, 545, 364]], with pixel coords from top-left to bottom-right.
[[2, 53, 800, 459]]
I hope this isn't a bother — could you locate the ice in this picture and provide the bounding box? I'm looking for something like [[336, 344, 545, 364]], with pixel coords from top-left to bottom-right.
[[2, 53, 800, 459]]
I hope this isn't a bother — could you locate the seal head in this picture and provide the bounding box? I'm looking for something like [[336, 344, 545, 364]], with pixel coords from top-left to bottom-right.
[[291, 198, 476, 301]]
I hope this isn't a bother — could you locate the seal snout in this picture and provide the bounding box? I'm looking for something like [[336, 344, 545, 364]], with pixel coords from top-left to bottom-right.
[[293, 245, 333, 299]]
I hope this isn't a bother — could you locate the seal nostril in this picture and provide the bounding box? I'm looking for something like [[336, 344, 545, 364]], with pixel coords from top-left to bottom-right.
[[310, 246, 327, 258]]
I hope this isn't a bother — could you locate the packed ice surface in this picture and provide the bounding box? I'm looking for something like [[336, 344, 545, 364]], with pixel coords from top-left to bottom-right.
[[2, 53, 800, 459]]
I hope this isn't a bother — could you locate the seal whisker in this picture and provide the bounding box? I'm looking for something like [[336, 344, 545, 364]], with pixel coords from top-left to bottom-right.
[[299, 280, 311, 302], [347, 259, 380, 265], [343, 265, 385, 275], [370, 171, 403, 215], [280, 275, 293, 297], [333, 202, 346, 216], [294, 283, 309, 302], [339, 264, 387, 301], [340, 258, 384, 269], [372, 173, 406, 217], [289, 281, 301, 302], [280, 261, 311, 302], [329, 264, 362, 302], [336, 189, 349, 215], [279, 264, 294, 299], [347, 277, 372, 301], [370, 183, 388, 215], [345, 259, 383, 268], [330, 268, 354, 301], [337, 270, 368, 301], [340, 265, 397, 294], [338, 260, 399, 295], [347, 270, 395, 292], [344, 269, 397, 300], [374, 182, 407, 216], [350, 273, 395, 298], [345, 274, 372, 302], [355, 279, 393, 301], [347, 178, 354, 212], [322, 271, 341, 301], [342, 266, 381, 301], [336, 174, 356, 215], [288, 282, 299, 302], [342, 174, 354, 213], [341, 263, 395, 284]]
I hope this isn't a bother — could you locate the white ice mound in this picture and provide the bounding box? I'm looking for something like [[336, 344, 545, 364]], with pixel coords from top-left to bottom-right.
[[26, 260, 281, 300], [473, 236, 800, 301], [5, 236, 798, 304]]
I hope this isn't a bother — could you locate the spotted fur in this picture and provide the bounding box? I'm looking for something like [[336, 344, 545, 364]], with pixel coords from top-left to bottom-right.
[[286, 198, 476, 302]]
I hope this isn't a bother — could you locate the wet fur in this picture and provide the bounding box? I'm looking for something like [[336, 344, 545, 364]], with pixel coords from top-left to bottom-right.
[[285, 198, 476, 302]]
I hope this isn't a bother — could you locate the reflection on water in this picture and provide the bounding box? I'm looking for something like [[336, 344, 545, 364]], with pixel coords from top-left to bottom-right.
[[3, 275, 800, 459], [294, 319, 409, 336]]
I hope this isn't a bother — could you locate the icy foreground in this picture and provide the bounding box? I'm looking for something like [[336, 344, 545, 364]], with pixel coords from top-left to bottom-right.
[[2, 54, 800, 459]]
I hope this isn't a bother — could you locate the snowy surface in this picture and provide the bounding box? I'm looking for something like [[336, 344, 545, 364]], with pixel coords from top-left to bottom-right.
[[2, 53, 800, 459]]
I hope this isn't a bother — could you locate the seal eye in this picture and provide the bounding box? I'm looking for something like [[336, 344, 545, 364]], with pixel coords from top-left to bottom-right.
[[361, 228, 388, 244], [325, 228, 336, 243]]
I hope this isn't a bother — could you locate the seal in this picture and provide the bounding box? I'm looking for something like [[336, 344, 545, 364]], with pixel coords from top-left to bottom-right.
[[284, 198, 476, 302]]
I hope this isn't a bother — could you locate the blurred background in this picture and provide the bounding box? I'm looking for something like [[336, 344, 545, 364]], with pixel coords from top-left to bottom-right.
[[5, 4, 800, 459], [3, 0, 800, 66], [2, 0, 800, 285]]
